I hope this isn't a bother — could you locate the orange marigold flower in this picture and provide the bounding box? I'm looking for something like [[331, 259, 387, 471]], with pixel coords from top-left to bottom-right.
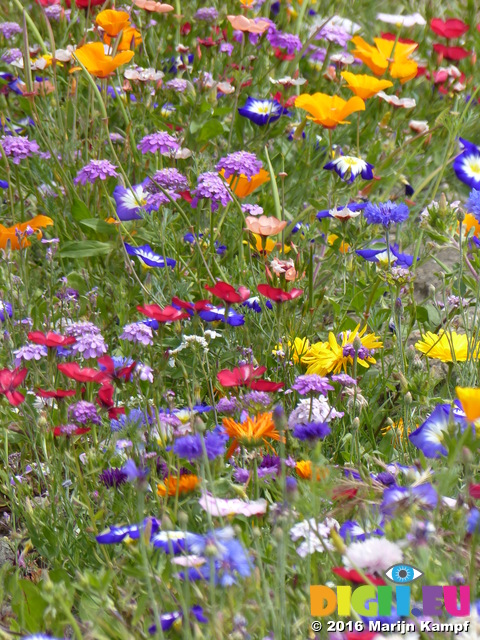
[[222, 168, 270, 198], [72, 43, 134, 78], [245, 215, 287, 236], [295, 92, 365, 129], [157, 474, 199, 497], [350, 36, 418, 83], [341, 71, 393, 99], [0, 215, 54, 250], [96, 9, 131, 37], [222, 412, 284, 455]]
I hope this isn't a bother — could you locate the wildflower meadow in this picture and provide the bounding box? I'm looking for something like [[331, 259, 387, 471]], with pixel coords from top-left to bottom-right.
[[1, 0, 480, 638]]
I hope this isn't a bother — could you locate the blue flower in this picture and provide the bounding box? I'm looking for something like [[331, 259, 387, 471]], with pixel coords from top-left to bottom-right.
[[380, 483, 438, 516], [0, 179, 8, 189], [317, 203, 367, 220], [113, 181, 150, 221], [0, 301, 12, 322], [122, 459, 149, 482], [323, 156, 374, 183], [172, 431, 227, 461], [150, 530, 200, 554], [409, 403, 466, 458], [148, 605, 208, 634], [467, 508, 480, 535], [180, 538, 252, 586], [292, 421, 331, 441], [124, 243, 176, 268], [339, 516, 384, 542], [453, 138, 480, 190], [363, 201, 409, 228], [238, 97, 289, 126], [242, 296, 273, 312], [96, 517, 160, 544], [466, 188, 480, 221], [356, 244, 414, 268], [197, 304, 245, 326]]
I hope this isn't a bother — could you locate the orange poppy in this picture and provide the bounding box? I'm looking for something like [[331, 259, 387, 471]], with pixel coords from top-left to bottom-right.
[[72, 43, 134, 78], [95, 9, 131, 37], [227, 15, 270, 34], [295, 93, 365, 129], [157, 474, 199, 497], [0, 215, 54, 250], [351, 36, 418, 83], [462, 213, 480, 238], [456, 387, 480, 423], [104, 26, 142, 51], [222, 168, 270, 198], [222, 412, 284, 455], [245, 215, 287, 236], [340, 71, 393, 99]]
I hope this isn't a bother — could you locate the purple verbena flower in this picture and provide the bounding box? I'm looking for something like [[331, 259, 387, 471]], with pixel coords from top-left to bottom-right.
[[64, 321, 101, 338], [216, 396, 238, 413], [216, 151, 262, 180], [194, 7, 218, 22], [43, 5, 65, 20], [1, 48, 22, 64], [150, 168, 188, 192], [120, 322, 154, 346], [191, 172, 233, 211], [165, 78, 188, 92], [242, 391, 272, 410], [331, 373, 357, 386], [292, 374, 334, 396], [71, 331, 107, 359], [267, 27, 302, 54], [0, 22, 22, 39], [68, 400, 101, 425], [137, 131, 179, 155], [1, 135, 39, 164], [315, 23, 351, 47], [13, 343, 47, 366], [241, 203, 264, 216], [74, 159, 118, 185]]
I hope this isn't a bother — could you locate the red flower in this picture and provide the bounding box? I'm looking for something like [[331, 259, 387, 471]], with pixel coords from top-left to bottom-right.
[[28, 331, 76, 348], [97, 355, 136, 382], [171, 297, 195, 314], [96, 383, 115, 409], [433, 43, 471, 60], [57, 363, 107, 384], [469, 484, 480, 499], [332, 567, 386, 586], [179, 190, 193, 204], [217, 364, 284, 391], [257, 284, 303, 302], [430, 18, 469, 39], [36, 388, 77, 399], [332, 487, 358, 501], [0, 368, 28, 406], [274, 48, 295, 61], [53, 425, 91, 436], [205, 281, 251, 304], [72, 0, 105, 7], [180, 22, 191, 36], [137, 304, 191, 323]]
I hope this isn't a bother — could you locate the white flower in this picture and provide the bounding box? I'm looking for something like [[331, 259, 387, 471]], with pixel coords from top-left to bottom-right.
[[55, 46, 75, 62], [288, 397, 344, 428], [409, 120, 429, 134], [199, 493, 268, 517], [329, 206, 363, 220], [204, 330, 222, 340], [290, 517, 339, 557], [124, 66, 164, 82], [377, 92, 416, 109], [217, 81, 235, 94], [343, 538, 403, 573], [173, 147, 192, 159], [376, 12, 426, 27], [330, 52, 355, 65], [269, 76, 306, 87]]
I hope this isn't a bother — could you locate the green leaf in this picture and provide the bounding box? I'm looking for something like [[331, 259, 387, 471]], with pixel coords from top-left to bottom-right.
[[79, 218, 116, 234], [197, 119, 225, 142], [71, 198, 91, 222], [59, 240, 113, 258]]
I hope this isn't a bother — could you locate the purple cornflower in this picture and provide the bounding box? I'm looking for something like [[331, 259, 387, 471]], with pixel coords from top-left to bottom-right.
[[0, 301, 13, 322], [122, 459, 149, 483], [150, 168, 188, 192], [1, 48, 22, 64], [137, 131, 179, 155], [258, 455, 281, 478], [291, 374, 334, 396], [363, 201, 409, 228], [234, 467, 250, 483], [267, 28, 302, 54], [331, 373, 357, 386], [216, 151, 262, 180], [220, 42, 234, 55], [194, 7, 218, 22], [191, 172, 233, 211], [71, 331, 107, 359], [64, 321, 101, 338], [315, 23, 351, 47], [216, 396, 238, 413], [0, 22, 22, 39], [44, 5, 65, 20], [241, 204, 263, 217], [1, 135, 40, 164], [13, 343, 47, 366], [172, 431, 226, 462], [69, 401, 101, 425], [110, 132, 124, 144], [149, 605, 208, 634], [165, 78, 188, 92], [120, 322, 153, 346], [74, 159, 118, 185], [292, 421, 331, 441], [99, 467, 128, 488]]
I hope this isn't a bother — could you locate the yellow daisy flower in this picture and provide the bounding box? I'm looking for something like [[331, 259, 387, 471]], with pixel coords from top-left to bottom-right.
[[415, 331, 478, 363]]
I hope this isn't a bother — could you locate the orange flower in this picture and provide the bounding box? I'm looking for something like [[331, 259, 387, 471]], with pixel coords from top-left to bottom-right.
[[96, 9, 131, 37], [350, 36, 418, 83], [456, 387, 480, 423], [72, 43, 134, 78], [227, 15, 271, 33], [341, 71, 393, 99], [295, 460, 329, 480], [245, 215, 287, 236], [221, 168, 270, 198], [157, 474, 199, 497], [295, 93, 365, 129], [104, 27, 142, 51], [222, 412, 284, 455], [246, 235, 291, 255], [462, 213, 480, 238], [0, 215, 54, 250], [132, 0, 174, 12]]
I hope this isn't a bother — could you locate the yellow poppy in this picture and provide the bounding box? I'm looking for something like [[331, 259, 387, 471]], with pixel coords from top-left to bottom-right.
[[341, 71, 393, 99], [72, 43, 134, 78], [295, 93, 365, 129], [351, 36, 418, 83]]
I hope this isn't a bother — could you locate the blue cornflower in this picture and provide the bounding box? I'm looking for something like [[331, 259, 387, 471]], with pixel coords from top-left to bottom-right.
[[110, 408, 147, 432], [453, 138, 480, 190], [467, 508, 480, 535], [238, 97, 289, 126], [466, 188, 480, 221], [122, 459, 149, 482], [197, 304, 245, 326], [172, 431, 227, 462], [0, 301, 13, 322], [0, 179, 8, 189], [148, 605, 208, 634], [181, 538, 252, 586], [292, 421, 331, 441], [380, 483, 438, 516], [363, 201, 409, 228], [339, 516, 384, 542]]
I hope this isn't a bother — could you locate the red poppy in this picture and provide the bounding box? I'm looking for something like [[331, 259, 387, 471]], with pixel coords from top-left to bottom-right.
[[96, 383, 115, 409], [332, 567, 386, 586], [469, 484, 480, 499], [205, 282, 251, 304], [36, 388, 77, 399], [53, 426, 91, 436], [332, 487, 358, 501], [137, 304, 191, 323], [430, 18, 469, 39], [433, 43, 471, 60], [57, 363, 107, 384], [380, 32, 418, 45], [28, 331, 76, 348], [179, 190, 193, 204], [257, 284, 303, 302], [274, 48, 295, 61], [0, 368, 28, 406], [271, 91, 297, 109], [171, 297, 195, 314], [71, 0, 105, 7], [217, 364, 284, 391], [180, 22, 191, 36], [97, 355, 136, 382]]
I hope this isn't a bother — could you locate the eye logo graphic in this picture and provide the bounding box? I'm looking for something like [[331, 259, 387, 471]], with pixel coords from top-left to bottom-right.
[[385, 563, 423, 584]]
